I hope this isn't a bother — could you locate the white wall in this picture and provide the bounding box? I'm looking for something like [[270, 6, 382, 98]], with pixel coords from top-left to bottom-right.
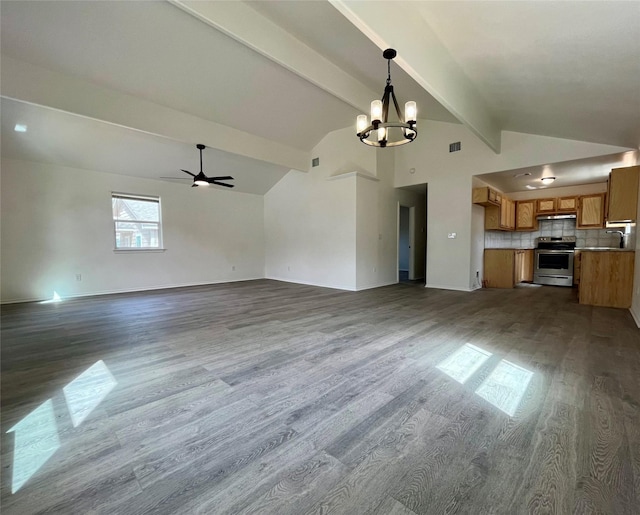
[[631, 165, 640, 327], [355, 148, 427, 290], [1, 158, 265, 303], [264, 126, 427, 292], [395, 119, 632, 291], [264, 126, 373, 290]]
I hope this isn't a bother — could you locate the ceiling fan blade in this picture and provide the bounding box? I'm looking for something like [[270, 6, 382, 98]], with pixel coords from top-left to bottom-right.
[[210, 176, 234, 181], [209, 180, 234, 188], [191, 183, 198, 188], [181, 169, 197, 177]]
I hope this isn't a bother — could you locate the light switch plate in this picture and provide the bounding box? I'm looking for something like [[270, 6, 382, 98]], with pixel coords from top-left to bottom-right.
[[448, 232, 457, 239]]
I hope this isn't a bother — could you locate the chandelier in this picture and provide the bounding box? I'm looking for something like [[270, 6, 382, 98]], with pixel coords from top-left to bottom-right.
[[356, 49, 417, 148]]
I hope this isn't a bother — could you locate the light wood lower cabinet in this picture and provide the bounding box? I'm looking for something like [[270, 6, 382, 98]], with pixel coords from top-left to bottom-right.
[[578, 251, 635, 308], [484, 249, 534, 288]]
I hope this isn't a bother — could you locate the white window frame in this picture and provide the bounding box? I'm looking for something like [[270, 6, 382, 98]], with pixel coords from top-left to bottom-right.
[[112, 193, 164, 252]]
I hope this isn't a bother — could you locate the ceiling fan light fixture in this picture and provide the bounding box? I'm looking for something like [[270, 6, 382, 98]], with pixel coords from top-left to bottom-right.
[[540, 176, 556, 185], [356, 49, 417, 148]]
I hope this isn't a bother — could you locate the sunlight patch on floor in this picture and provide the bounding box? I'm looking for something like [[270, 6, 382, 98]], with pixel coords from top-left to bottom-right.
[[63, 360, 117, 427], [436, 343, 493, 384], [7, 400, 61, 493]]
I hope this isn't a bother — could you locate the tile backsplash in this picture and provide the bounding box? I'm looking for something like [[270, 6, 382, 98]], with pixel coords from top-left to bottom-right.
[[485, 219, 637, 249]]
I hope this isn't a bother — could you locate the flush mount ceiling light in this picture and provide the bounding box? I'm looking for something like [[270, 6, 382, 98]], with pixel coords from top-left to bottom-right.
[[356, 49, 417, 148], [540, 176, 556, 185]]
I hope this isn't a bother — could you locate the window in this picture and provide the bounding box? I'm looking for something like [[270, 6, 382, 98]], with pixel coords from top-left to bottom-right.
[[112, 193, 162, 250]]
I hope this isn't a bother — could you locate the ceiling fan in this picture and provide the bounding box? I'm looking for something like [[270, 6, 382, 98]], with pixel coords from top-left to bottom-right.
[[161, 144, 234, 188]]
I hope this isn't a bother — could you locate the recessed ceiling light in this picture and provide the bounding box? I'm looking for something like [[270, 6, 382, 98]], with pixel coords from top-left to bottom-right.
[[540, 176, 556, 185], [14, 124, 27, 133]]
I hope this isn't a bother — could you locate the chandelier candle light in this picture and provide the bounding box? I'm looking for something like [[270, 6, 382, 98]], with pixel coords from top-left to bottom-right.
[[356, 48, 417, 148]]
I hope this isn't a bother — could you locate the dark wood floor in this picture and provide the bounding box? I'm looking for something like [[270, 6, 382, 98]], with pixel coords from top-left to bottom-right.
[[1, 280, 639, 514]]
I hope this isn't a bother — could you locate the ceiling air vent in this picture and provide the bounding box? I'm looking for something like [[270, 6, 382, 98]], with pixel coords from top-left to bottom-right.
[[312, 157, 320, 167], [449, 142, 461, 153]]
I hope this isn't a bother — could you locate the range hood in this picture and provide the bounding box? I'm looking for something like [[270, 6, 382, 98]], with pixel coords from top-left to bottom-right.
[[536, 214, 577, 221]]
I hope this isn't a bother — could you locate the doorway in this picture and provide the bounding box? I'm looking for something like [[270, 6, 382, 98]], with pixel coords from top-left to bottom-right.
[[398, 206, 412, 281]]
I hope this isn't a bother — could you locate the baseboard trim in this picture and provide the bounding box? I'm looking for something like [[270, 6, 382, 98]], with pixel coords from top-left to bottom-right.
[[1, 277, 264, 305], [425, 283, 474, 292], [265, 276, 356, 291]]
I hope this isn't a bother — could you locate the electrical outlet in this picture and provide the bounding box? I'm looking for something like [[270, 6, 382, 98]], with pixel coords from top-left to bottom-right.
[[448, 232, 457, 239], [76, 274, 82, 281]]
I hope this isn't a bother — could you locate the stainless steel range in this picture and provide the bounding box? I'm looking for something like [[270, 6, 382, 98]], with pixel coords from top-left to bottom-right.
[[533, 236, 576, 287]]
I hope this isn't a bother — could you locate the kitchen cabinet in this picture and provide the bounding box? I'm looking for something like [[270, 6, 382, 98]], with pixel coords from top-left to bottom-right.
[[501, 198, 516, 230], [557, 196, 578, 212], [485, 197, 515, 231], [484, 249, 533, 288], [577, 193, 605, 228], [573, 250, 581, 286], [579, 251, 635, 308], [537, 198, 556, 213], [607, 165, 639, 222], [516, 200, 537, 231], [472, 187, 502, 207]]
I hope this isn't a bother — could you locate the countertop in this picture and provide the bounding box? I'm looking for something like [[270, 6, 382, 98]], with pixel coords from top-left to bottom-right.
[[576, 247, 634, 252], [486, 247, 634, 252]]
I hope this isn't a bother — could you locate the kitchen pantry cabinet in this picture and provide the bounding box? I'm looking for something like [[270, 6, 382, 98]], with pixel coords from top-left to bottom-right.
[[484, 249, 533, 288], [607, 165, 639, 222], [515, 200, 537, 231], [577, 193, 605, 228], [579, 251, 635, 308]]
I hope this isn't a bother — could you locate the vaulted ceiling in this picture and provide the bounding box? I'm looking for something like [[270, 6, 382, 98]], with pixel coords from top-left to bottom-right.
[[2, 1, 639, 194]]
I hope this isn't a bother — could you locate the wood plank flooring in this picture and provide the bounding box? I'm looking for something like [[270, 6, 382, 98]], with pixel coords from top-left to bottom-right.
[[1, 279, 639, 514]]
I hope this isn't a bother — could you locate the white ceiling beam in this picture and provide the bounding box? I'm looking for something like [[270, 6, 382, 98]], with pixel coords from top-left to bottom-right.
[[169, 0, 377, 114], [329, 0, 502, 153], [1, 56, 309, 172]]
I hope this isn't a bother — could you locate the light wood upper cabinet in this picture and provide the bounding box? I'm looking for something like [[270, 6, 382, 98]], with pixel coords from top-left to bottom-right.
[[537, 198, 556, 213], [485, 197, 515, 231], [472, 187, 502, 207], [500, 198, 514, 230], [577, 193, 606, 228], [607, 165, 639, 222], [557, 196, 578, 212], [516, 200, 537, 231]]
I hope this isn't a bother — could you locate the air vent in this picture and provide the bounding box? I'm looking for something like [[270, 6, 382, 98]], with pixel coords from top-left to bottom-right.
[[312, 157, 320, 167], [449, 142, 461, 153]]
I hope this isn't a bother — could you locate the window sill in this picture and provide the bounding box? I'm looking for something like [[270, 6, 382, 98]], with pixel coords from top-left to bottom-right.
[[113, 248, 167, 253]]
